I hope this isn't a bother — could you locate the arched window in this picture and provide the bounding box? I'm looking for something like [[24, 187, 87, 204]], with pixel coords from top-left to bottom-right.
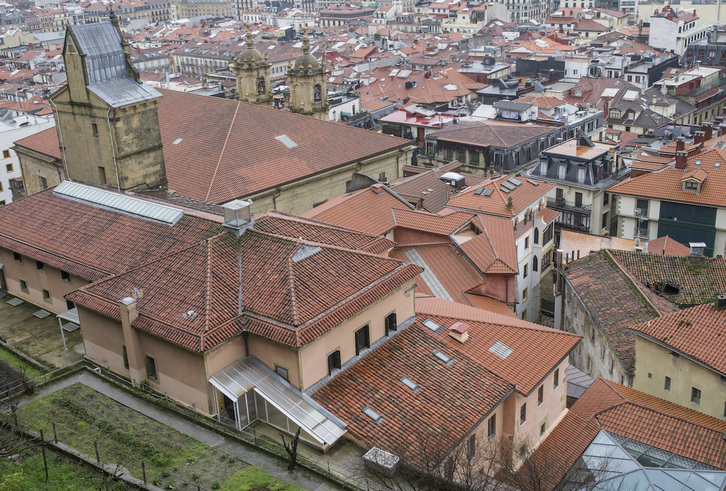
[[257, 76, 265, 94], [533, 256, 538, 272], [534, 227, 540, 244], [314, 84, 321, 101]]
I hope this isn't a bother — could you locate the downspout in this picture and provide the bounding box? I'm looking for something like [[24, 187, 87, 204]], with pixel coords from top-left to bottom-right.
[[48, 99, 69, 180], [238, 233, 249, 357], [106, 107, 121, 191]]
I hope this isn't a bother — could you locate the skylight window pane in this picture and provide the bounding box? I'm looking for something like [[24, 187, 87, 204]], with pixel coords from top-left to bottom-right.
[[489, 341, 514, 359], [432, 349, 453, 366], [422, 318, 442, 332], [400, 376, 419, 392], [362, 406, 383, 423]]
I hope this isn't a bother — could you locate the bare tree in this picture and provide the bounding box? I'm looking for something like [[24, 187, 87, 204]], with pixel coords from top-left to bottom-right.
[[280, 427, 301, 471]]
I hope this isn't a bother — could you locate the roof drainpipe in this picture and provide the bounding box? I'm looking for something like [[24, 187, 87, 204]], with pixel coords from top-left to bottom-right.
[[106, 107, 121, 191], [49, 98, 70, 180]]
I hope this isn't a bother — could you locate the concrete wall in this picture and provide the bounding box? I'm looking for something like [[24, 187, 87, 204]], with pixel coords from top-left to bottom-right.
[[0, 247, 87, 313], [633, 336, 726, 419]]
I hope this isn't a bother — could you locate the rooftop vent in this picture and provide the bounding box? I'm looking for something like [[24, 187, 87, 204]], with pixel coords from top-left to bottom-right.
[[362, 406, 383, 423], [489, 340, 514, 359], [432, 348, 454, 366], [449, 321, 469, 343], [222, 199, 253, 235], [716, 295, 726, 310], [689, 242, 706, 256]]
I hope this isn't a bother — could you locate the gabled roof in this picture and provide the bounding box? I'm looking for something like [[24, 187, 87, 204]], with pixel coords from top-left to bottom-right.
[[458, 214, 518, 275], [0, 186, 223, 282], [644, 235, 690, 256], [610, 149, 726, 208], [391, 208, 473, 236], [523, 378, 726, 489], [312, 318, 514, 468], [446, 176, 555, 217], [68, 230, 422, 351], [609, 249, 726, 306], [630, 303, 726, 376], [563, 250, 679, 371]]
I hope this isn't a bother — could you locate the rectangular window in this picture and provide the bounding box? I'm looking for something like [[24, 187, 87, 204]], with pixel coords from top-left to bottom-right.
[[36, 261, 45, 272], [19, 278, 27, 293], [327, 350, 341, 375], [2, 149, 9, 159], [524, 237, 529, 249], [540, 423, 546, 436], [92, 123, 99, 137], [664, 376, 671, 391], [520, 403, 526, 425], [145, 355, 158, 381], [42, 289, 51, 303], [691, 387, 701, 404], [385, 312, 397, 335], [355, 325, 370, 355], [487, 414, 496, 439], [66, 299, 75, 310], [98, 166, 107, 186], [466, 434, 476, 461], [523, 264, 528, 278], [553, 368, 559, 389], [13, 252, 21, 263], [5, 163, 12, 173], [538, 385, 543, 406], [61, 270, 71, 283], [122, 345, 129, 369], [40, 176, 47, 189], [575, 192, 583, 208], [275, 365, 289, 381], [522, 287, 528, 301]]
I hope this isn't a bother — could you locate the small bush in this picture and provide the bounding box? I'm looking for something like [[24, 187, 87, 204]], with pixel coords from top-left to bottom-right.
[[96, 419, 115, 433], [211, 482, 221, 490], [227, 456, 235, 464]]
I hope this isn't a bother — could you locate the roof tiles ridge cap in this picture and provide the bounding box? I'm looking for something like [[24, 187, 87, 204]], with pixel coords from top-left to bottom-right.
[[262, 211, 383, 239], [204, 100, 241, 202], [381, 185, 418, 210], [595, 397, 726, 434], [287, 253, 301, 327]]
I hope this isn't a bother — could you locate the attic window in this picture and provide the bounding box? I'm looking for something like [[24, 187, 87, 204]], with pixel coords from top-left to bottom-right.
[[489, 341, 514, 359], [422, 318, 444, 333], [715, 162, 721, 168], [275, 135, 298, 149], [683, 180, 700, 192], [362, 406, 384, 423], [173, 138, 183, 144], [432, 349, 454, 366], [695, 159, 702, 166], [400, 376, 419, 393]]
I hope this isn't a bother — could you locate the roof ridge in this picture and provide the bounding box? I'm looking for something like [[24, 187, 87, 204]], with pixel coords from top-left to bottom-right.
[[287, 252, 301, 326], [203, 238, 214, 336], [262, 211, 383, 239], [604, 249, 664, 316], [204, 100, 241, 202]]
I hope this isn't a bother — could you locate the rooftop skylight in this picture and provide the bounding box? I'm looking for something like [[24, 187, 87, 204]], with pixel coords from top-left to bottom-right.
[[432, 349, 454, 366], [489, 341, 514, 359]]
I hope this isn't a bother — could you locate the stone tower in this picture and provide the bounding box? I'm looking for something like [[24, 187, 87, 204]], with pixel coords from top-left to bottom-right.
[[51, 16, 167, 191], [287, 28, 329, 120], [231, 26, 272, 105]]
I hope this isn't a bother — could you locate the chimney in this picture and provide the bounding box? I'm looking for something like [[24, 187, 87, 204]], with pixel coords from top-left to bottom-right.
[[716, 295, 726, 310], [506, 196, 513, 210], [222, 199, 253, 236], [675, 136, 685, 152], [371, 183, 385, 194], [689, 241, 706, 256], [702, 122, 713, 141], [449, 322, 470, 343], [675, 150, 688, 169], [694, 130, 705, 145]]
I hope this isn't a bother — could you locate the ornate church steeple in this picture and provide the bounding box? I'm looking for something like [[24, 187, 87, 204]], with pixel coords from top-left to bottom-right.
[[230, 25, 272, 105], [287, 27, 328, 120]]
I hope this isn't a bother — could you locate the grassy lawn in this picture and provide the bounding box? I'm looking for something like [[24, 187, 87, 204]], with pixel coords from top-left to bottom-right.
[[0, 345, 45, 381], [221, 466, 307, 491], [18, 383, 242, 489]]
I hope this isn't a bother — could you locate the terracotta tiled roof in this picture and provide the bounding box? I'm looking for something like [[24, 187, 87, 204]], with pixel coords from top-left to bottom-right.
[[463, 293, 516, 316], [0, 187, 223, 282], [609, 249, 726, 306], [427, 120, 554, 150], [563, 250, 679, 372], [391, 208, 473, 236], [301, 185, 413, 236], [629, 303, 726, 374], [524, 377, 726, 488], [610, 149, 726, 207], [458, 214, 518, 275], [446, 176, 554, 217], [644, 235, 690, 256], [536, 207, 559, 224], [389, 243, 483, 303], [14, 126, 61, 160], [69, 230, 422, 351], [312, 320, 514, 467]]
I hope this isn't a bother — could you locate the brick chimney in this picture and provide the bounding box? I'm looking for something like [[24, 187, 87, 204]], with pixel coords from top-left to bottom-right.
[[694, 130, 705, 145], [702, 122, 713, 141], [676, 150, 688, 170], [675, 136, 685, 152], [449, 322, 470, 343]]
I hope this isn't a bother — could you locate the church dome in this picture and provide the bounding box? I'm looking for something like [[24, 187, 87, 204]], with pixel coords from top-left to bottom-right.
[[237, 28, 263, 64], [292, 28, 320, 71]]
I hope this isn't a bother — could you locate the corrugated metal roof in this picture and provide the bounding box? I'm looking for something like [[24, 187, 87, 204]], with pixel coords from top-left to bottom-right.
[[53, 181, 183, 225], [88, 79, 161, 108]]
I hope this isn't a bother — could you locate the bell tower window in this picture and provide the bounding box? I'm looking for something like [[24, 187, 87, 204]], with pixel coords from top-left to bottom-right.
[[314, 84, 321, 101]]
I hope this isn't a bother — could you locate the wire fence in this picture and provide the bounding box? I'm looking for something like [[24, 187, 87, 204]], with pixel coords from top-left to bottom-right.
[[0, 360, 83, 402]]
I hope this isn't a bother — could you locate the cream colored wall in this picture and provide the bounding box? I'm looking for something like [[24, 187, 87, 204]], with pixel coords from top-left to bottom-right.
[[0, 247, 88, 313], [633, 336, 726, 419], [299, 279, 416, 390], [16, 149, 65, 197], [81, 308, 127, 373], [247, 335, 301, 388], [246, 147, 412, 214]]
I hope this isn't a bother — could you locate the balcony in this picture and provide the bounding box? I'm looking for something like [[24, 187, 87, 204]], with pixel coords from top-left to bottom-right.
[[547, 198, 591, 232]]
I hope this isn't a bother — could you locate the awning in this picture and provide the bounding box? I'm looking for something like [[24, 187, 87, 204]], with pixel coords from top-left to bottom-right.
[[57, 307, 79, 324], [57, 307, 80, 350], [210, 357, 346, 446]]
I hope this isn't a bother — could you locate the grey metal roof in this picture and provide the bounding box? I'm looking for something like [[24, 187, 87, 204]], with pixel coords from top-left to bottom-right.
[[493, 100, 532, 112], [88, 78, 161, 108], [70, 22, 161, 106], [54, 181, 184, 225], [209, 357, 347, 446]]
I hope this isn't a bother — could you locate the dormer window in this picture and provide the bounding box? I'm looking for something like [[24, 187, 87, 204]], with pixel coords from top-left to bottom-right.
[[540, 161, 548, 176], [683, 180, 700, 193], [558, 163, 567, 180], [610, 109, 620, 118], [577, 167, 586, 183]]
